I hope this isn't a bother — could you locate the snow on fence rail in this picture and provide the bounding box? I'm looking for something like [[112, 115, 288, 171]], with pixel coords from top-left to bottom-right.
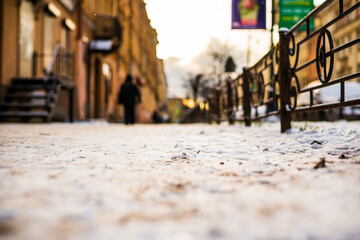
[[210, 0, 360, 133]]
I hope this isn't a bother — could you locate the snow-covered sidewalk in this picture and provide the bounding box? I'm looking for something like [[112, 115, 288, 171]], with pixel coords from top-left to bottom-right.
[[0, 121, 359, 240]]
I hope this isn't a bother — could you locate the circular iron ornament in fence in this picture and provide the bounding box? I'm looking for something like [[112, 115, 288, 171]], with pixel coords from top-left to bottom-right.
[[257, 73, 265, 105], [290, 75, 299, 110], [290, 86, 297, 110], [316, 29, 334, 83], [288, 32, 296, 56]]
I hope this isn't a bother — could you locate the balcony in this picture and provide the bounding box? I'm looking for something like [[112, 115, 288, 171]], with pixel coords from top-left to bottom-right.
[[89, 15, 122, 53]]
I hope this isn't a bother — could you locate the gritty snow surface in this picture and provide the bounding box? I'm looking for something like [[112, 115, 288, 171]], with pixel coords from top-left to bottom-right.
[[0, 121, 360, 240]]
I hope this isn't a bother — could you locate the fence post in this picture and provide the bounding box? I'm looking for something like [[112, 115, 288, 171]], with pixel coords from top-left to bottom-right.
[[279, 28, 292, 133], [214, 84, 221, 124], [226, 77, 234, 125], [242, 67, 251, 127]]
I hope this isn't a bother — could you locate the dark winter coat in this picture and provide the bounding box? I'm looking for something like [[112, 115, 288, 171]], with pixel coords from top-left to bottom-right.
[[118, 80, 141, 105]]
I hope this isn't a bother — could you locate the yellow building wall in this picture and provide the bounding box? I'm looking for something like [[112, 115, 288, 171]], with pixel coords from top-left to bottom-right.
[[0, 0, 167, 122], [83, 0, 118, 19], [0, 1, 2, 90], [1, 0, 18, 87], [106, 13, 161, 121], [117, 0, 165, 123]]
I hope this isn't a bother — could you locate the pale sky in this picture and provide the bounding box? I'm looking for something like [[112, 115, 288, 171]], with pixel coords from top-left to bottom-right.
[[144, 0, 270, 62], [143, 0, 325, 97]]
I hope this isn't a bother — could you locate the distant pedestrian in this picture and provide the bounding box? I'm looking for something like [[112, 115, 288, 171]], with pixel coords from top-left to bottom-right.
[[118, 74, 141, 124], [152, 108, 163, 124]]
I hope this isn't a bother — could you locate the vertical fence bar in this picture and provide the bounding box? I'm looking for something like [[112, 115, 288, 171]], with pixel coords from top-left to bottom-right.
[[279, 29, 292, 133], [235, 79, 239, 111], [215, 84, 221, 124], [340, 81, 345, 103], [339, 0, 343, 15], [242, 67, 251, 127], [32, 52, 38, 77], [306, 20, 310, 36], [226, 77, 234, 125], [56, 49, 60, 77]]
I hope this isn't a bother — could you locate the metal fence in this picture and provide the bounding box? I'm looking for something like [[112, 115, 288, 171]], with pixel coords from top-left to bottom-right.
[[211, 0, 360, 132], [32, 45, 75, 81], [31, 44, 76, 122]]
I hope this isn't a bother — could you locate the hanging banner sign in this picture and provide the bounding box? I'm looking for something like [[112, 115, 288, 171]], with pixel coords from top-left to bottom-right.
[[232, 0, 266, 29], [279, 0, 315, 31]]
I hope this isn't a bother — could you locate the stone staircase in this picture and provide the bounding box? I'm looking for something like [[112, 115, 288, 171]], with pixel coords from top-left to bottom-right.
[[0, 77, 61, 122]]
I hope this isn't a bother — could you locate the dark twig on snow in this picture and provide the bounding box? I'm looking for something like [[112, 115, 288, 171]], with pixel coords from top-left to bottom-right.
[[314, 157, 326, 169], [310, 140, 322, 145]]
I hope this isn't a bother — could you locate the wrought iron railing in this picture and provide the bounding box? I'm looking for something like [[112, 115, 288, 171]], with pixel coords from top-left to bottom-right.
[[211, 0, 360, 132], [31, 44, 76, 122], [32, 44, 75, 82]]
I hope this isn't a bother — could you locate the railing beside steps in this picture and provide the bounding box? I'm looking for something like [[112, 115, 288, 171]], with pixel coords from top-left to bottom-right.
[[32, 44, 75, 82], [31, 44, 75, 122], [211, 0, 360, 133]]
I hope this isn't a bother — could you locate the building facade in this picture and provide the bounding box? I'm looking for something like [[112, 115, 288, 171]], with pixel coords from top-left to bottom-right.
[[0, 0, 167, 123]]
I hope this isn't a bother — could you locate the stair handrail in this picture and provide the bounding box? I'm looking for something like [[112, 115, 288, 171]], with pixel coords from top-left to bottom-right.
[[44, 43, 61, 79]]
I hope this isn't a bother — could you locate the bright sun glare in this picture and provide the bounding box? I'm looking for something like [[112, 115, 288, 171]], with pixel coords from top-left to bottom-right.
[[145, 0, 325, 62], [144, 0, 269, 63]]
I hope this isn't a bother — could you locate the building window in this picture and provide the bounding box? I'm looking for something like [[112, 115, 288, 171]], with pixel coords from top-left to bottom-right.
[[88, 0, 94, 13], [336, 40, 340, 59], [348, 33, 352, 53], [43, 2, 61, 73], [60, 28, 70, 50], [61, 18, 76, 50], [342, 37, 347, 56], [43, 14, 54, 69], [19, 1, 34, 77], [60, 27, 71, 78]]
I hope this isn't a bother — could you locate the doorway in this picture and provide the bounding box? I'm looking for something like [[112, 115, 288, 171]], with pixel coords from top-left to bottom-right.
[[102, 63, 112, 120], [94, 59, 113, 119], [94, 58, 103, 118]]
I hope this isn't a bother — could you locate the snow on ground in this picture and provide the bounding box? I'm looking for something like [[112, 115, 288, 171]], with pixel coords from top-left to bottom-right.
[[0, 121, 359, 240]]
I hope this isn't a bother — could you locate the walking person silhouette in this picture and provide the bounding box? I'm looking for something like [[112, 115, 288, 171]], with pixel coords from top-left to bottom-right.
[[118, 74, 141, 124]]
